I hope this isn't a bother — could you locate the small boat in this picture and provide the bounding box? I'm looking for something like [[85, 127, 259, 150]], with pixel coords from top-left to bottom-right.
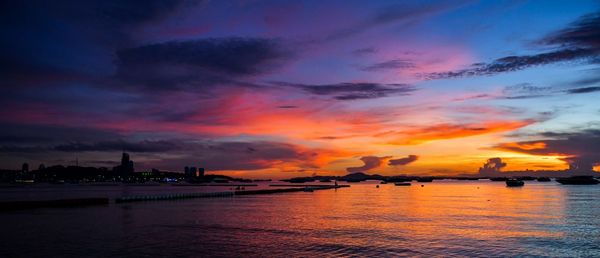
[[536, 177, 551, 182], [506, 179, 524, 187], [556, 176, 600, 185], [394, 182, 411, 186]]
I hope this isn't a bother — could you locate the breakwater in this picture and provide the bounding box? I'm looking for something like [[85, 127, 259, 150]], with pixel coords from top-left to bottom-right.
[[117, 185, 347, 203], [0, 198, 109, 211], [0, 185, 348, 210]]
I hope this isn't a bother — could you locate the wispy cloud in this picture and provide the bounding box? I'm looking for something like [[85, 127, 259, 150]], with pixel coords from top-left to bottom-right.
[[273, 82, 416, 100], [423, 11, 600, 79]]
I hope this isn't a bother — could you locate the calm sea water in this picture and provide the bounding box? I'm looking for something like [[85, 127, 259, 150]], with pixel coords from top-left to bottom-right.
[[1, 180, 599, 257]]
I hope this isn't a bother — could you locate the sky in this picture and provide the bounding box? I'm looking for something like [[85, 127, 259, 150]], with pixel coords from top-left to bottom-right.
[[1, 0, 600, 178]]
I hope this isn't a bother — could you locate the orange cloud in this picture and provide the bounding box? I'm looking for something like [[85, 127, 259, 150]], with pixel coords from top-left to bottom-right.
[[381, 120, 534, 145]]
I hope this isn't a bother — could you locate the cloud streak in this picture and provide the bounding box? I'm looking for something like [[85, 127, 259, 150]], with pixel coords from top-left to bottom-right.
[[274, 82, 416, 100], [347, 156, 391, 173], [388, 155, 418, 166]]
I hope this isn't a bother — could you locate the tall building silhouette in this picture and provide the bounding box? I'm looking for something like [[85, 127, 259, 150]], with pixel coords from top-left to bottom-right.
[[113, 152, 134, 174]]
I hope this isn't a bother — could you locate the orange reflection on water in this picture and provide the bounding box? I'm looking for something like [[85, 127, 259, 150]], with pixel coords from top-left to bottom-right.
[[267, 181, 567, 250]]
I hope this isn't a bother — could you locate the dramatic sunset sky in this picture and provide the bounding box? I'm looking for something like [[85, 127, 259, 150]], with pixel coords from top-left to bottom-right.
[[1, 0, 599, 178]]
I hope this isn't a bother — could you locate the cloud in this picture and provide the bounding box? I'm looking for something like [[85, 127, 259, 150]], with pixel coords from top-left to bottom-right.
[[478, 157, 507, 175], [361, 59, 415, 72], [346, 156, 391, 173], [423, 11, 600, 79], [352, 47, 378, 55], [538, 12, 600, 49], [0, 0, 190, 83], [327, 1, 468, 41], [115, 37, 291, 91], [0, 122, 338, 172], [500, 83, 554, 99], [566, 86, 600, 94], [274, 82, 416, 100], [54, 140, 179, 153], [388, 155, 418, 166], [494, 129, 600, 172], [142, 141, 330, 172], [423, 48, 594, 79], [381, 120, 534, 145]]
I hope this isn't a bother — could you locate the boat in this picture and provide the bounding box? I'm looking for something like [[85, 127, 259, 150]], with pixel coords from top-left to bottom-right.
[[506, 179, 524, 187], [536, 177, 551, 182], [394, 182, 411, 186], [556, 176, 600, 185]]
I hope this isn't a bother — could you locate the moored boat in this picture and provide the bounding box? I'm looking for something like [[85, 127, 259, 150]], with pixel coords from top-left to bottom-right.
[[394, 182, 411, 186], [506, 179, 524, 187], [536, 177, 551, 182]]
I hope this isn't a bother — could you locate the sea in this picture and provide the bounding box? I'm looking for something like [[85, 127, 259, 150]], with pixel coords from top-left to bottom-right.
[[1, 180, 599, 257]]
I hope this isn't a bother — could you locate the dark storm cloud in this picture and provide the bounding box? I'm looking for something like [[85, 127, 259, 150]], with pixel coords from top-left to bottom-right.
[[115, 37, 291, 90], [274, 82, 416, 100], [346, 156, 391, 173], [424, 11, 600, 79], [388, 155, 418, 166], [361, 59, 415, 72], [495, 129, 600, 172]]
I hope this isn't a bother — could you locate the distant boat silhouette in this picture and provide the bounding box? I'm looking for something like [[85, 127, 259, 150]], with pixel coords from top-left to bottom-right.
[[556, 176, 599, 185], [394, 182, 411, 186], [506, 178, 524, 187]]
